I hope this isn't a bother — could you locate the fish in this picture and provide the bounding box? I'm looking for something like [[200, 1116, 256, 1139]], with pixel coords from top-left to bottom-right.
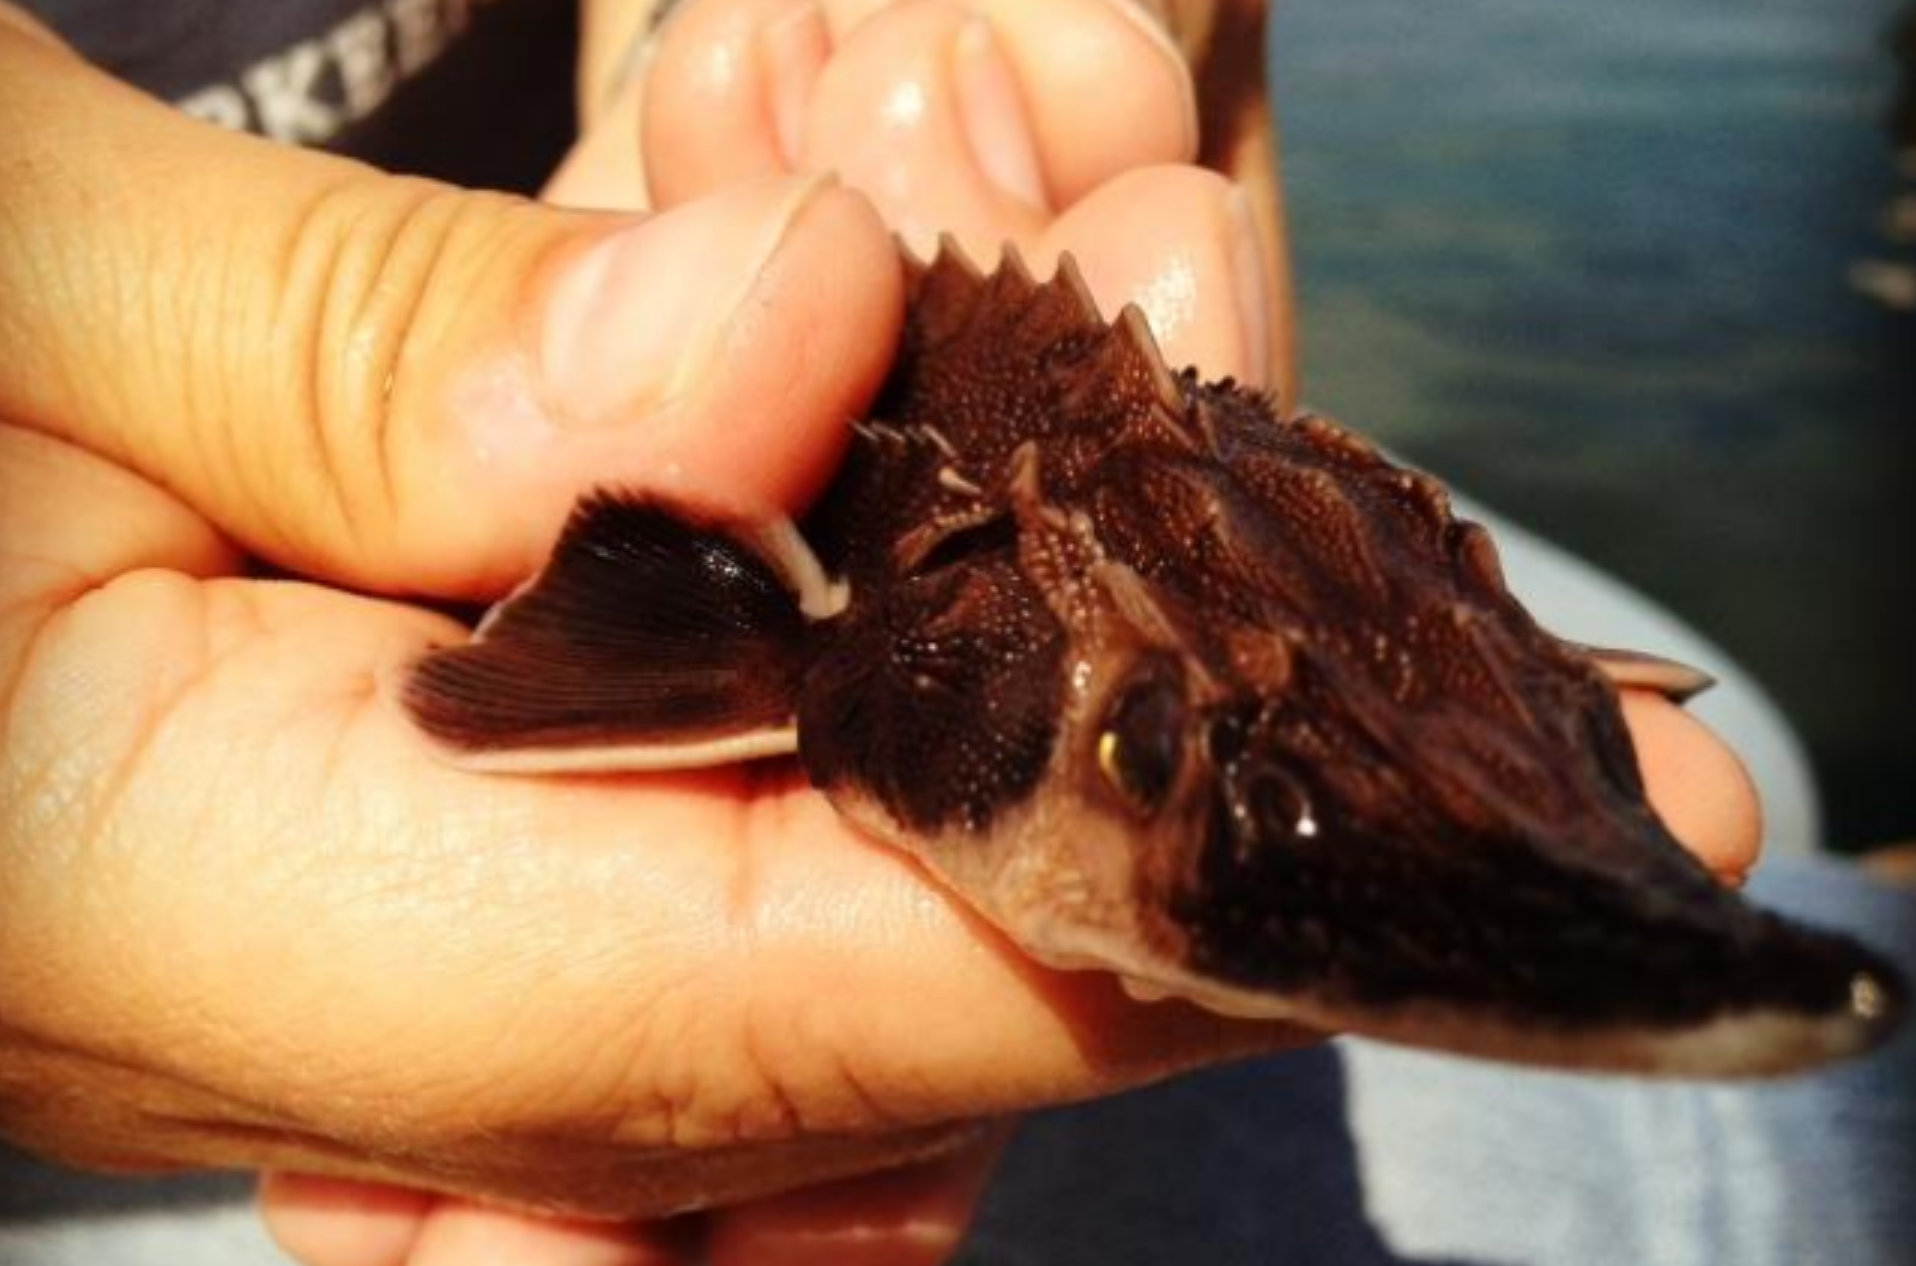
[[402, 242, 1904, 1077]]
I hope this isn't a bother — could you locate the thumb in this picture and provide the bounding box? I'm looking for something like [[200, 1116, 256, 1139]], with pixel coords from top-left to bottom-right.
[[0, 18, 902, 598]]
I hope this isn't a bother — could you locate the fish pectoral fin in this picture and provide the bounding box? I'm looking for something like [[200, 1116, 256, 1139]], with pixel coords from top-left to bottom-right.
[[402, 491, 814, 772], [1577, 643, 1718, 703]]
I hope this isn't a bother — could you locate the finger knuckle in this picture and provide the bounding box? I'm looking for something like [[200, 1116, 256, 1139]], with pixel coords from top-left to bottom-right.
[[270, 180, 525, 574], [588, 972, 913, 1153]]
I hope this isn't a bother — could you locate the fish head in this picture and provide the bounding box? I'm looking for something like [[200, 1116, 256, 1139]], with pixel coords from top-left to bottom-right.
[[932, 420, 1905, 1077]]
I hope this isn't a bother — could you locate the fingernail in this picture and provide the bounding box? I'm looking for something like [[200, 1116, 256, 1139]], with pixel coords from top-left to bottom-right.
[[541, 174, 835, 427], [1226, 185, 1273, 388], [1094, 0, 1199, 154], [952, 18, 1048, 210], [1102, 0, 1181, 51], [757, 1, 828, 167]]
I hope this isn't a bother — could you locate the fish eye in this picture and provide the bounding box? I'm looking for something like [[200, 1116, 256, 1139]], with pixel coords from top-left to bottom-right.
[[1096, 666, 1187, 814]]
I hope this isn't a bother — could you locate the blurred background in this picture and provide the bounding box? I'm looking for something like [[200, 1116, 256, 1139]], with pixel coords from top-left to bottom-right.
[[1270, 0, 1915, 855]]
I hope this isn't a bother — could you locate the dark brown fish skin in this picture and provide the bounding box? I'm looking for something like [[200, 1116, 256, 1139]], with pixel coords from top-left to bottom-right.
[[792, 244, 1905, 1066], [796, 245, 1202, 831], [403, 242, 1905, 1073]]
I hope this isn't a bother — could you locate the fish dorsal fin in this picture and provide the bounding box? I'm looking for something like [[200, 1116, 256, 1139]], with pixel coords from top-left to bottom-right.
[[884, 241, 1199, 468], [402, 493, 816, 772]]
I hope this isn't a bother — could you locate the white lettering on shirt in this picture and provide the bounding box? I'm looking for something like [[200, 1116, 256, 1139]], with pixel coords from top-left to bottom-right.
[[389, 0, 450, 76], [176, 0, 511, 146], [241, 38, 341, 144], [177, 83, 252, 130], [328, 8, 396, 121]]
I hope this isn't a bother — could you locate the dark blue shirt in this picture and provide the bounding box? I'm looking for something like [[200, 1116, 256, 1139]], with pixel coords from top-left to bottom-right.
[[21, 0, 578, 191]]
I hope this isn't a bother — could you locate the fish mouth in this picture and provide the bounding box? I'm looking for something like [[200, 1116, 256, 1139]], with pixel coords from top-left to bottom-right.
[[1163, 801, 1909, 1077], [1116, 931, 1903, 1078], [1309, 915, 1909, 1078]]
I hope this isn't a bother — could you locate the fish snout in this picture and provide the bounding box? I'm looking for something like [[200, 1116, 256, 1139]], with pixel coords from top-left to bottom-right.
[[1170, 793, 1908, 1075]]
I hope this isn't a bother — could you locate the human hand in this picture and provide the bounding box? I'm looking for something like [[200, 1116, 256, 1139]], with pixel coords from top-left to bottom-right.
[[260, 0, 1762, 1261], [554, 0, 1294, 397], [0, 3, 1279, 1258], [0, 4, 1760, 1266]]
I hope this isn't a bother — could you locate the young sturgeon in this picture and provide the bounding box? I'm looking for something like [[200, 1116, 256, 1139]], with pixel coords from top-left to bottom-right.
[[404, 244, 1904, 1077]]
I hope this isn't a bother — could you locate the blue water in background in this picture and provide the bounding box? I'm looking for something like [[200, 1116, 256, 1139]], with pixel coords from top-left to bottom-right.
[[1271, 0, 1915, 849]]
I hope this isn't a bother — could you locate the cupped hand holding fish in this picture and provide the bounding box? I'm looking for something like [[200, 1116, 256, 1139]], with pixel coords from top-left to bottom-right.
[[0, 3, 1765, 1266]]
